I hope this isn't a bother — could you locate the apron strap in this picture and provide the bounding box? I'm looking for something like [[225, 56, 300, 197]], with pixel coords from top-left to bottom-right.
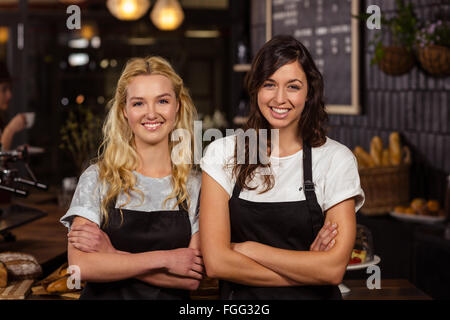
[[302, 142, 325, 241], [231, 180, 242, 199]]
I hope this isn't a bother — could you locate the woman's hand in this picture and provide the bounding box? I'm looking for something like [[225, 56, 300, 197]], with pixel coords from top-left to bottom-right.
[[309, 221, 338, 252], [68, 221, 117, 254], [164, 248, 204, 280], [231, 222, 338, 256]]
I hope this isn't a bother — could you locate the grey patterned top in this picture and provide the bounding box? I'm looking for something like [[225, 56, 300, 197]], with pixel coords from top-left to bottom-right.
[[60, 164, 201, 235]]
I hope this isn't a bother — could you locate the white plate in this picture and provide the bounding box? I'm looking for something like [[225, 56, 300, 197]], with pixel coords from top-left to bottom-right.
[[346, 255, 381, 271], [389, 211, 445, 224]]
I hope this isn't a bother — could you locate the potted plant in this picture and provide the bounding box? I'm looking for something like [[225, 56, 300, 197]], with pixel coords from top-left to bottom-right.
[[356, 0, 418, 76], [59, 105, 103, 176], [416, 20, 450, 77]]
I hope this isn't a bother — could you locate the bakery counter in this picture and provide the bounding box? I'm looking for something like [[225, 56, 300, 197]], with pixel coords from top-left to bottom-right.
[[25, 278, 431, 300], [0, 198, 68, 276], [342, 279, 430, 300]]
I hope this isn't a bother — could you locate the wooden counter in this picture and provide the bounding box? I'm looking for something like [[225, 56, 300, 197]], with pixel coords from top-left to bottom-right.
[[0, 192, 432, 300], [0, 197, 68, 274], [342, 279, 431, 300]]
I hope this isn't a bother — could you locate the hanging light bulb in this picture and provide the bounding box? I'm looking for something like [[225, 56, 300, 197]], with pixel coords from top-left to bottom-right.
[[58, 0, 87, 3], [107, 0, 151, 21], [150, 0, 184, 31], [80, 22, 98, 40], [0, 27, 9, 44]]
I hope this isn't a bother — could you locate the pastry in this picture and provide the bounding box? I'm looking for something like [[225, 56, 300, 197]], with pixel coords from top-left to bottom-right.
[[370, 136, 383, 166], [0, 262, 7, 288], [394, 205, 407, 213], [389, 132, 402, 165], [411, 198, 427, 215], [403, 207, 416, 215], [426, 200, 440, 212], [349, 249, 367, 264]]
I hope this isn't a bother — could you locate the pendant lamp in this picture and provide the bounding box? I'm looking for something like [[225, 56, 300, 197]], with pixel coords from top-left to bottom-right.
[[150, 0, 184, 31], [107, 0, 151, 21]]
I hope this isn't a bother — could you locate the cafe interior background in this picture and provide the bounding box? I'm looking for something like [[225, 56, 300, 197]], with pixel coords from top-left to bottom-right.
[[0, 0, 448, 300]]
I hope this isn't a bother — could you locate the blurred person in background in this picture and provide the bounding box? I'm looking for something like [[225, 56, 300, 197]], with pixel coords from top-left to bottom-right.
[[0, 61, 27, 151]]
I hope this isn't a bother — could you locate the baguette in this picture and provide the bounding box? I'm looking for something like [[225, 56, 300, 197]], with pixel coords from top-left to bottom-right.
[[389, 132, 402, 165], [370, 136, 383, 166], [354, 146, 375, 168], [381, 149, 391, 166]]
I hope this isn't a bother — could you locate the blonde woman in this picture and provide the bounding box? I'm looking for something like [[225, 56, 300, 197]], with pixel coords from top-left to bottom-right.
[[60, 56, 203, 300]]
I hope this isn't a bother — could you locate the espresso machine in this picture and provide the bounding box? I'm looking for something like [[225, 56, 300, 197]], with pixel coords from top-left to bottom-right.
[[0, 146, 48, 242]]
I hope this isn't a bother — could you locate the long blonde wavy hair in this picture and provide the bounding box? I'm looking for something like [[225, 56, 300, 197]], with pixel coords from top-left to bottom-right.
[[96, 56, 197, 226]]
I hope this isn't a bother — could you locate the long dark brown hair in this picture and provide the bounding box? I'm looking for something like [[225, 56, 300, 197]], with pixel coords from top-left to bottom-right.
[[232, 35, 328, 193]]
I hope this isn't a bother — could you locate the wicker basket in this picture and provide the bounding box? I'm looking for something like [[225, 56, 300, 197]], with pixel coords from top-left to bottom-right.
[[418, 45, 450, 77], [359, 165, 410, 215], [378, 46, 415, 76]]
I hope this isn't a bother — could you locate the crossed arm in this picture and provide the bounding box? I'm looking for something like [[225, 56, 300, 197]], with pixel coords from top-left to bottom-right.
[[67, 216, 203, 290], [200, 172, 356, 287]]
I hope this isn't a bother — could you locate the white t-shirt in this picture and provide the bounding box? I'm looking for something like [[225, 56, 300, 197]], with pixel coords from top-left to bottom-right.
[[200, 135, 365, 214]]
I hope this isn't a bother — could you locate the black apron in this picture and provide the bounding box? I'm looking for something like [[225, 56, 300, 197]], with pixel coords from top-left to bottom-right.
[[220, 142, 342, 300], [80, 198, 192, 300]]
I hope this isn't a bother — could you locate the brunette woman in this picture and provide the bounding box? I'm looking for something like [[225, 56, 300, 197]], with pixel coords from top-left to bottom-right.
[[200, 35, 364, 300]]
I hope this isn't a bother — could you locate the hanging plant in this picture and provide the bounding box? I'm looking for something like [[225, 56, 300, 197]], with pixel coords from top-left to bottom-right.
[[416, 20, 450, 77], [355, 0, 418, 76]]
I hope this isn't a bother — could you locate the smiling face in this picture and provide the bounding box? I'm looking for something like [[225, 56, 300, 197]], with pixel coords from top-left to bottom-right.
[[257, 61, 308, 133], [124, 74, 179, 149]]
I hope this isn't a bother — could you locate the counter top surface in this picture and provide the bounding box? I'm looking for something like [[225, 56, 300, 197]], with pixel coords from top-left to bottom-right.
[[0, 198, 68, 269], [0, 194, 433, 300]]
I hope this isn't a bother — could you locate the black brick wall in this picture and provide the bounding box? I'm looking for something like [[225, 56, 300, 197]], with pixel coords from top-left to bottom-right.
[[251, 0, 450, 204]]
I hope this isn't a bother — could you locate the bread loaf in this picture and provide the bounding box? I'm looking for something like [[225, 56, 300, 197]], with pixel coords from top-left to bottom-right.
[[0, 262, 7, 288], [3, 260, 42, 280], [354, 146, 375, 168], [370, 136, 383, 166], [0, 252, 42, 280], [0, 252, 39, 264], [381, 149, 391, 166], [389, 132, 402, 165]]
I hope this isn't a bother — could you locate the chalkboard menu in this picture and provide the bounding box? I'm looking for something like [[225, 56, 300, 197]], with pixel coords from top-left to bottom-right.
[[268, 0, 361, 114]]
